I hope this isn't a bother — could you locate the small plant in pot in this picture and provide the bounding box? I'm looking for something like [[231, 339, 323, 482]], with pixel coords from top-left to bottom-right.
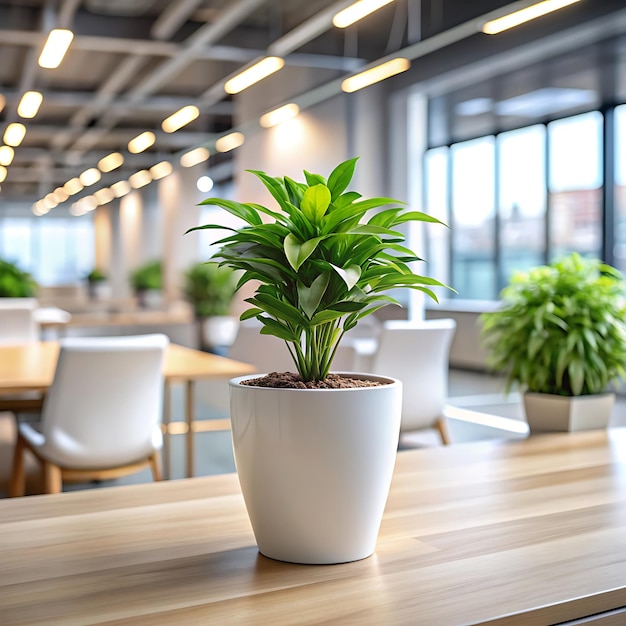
[[480, 252, 626, 433], [85, 268, 107, 300], [129, 260, 162, 309], [182, 262, 238, 352], [187, 157, 449, 564]]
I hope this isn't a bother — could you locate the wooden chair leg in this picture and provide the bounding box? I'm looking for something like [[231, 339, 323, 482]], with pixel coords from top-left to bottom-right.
[[435, 417, 451, 445], [43, 461, 62, 494], [149, 451, 163, 481], [9, 433, 26, 497]]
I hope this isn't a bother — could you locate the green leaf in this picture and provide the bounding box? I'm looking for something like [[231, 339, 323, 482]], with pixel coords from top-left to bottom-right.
[[298, 273, 330, 319], [330, 263, 361, 290], [303, 170, 326, 187], [197, 198, 262, 226], [284, 233, 325, 271], [332, 191, 362, 210], [240, 308, 263, 320], [247, 170, 290, 211], [301, 184, 331, 223], [326, 157, 358, 200], [258, 317, 299, 342]]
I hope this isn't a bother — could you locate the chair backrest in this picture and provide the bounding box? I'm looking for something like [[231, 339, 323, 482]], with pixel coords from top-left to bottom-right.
[[0, 299, 39, 344], [228, 319, 296, 374], [370, 318, 457, 432], [228, 319, 358, 374], [40, 333, 169, 468]]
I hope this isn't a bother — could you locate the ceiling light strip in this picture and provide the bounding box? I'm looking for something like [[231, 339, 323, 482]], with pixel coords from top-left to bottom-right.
[[482, 0, 582, 34], [162, 105, 200, 133], [39, 29, 74, 69], [224, 57, 285, 94], [17, 91, 43, 119], [333, 0, 396, 29], [215, 132, 245, 153], [128, 131, 156, 154], [341, 57, 410, 93], [259, 103, 300, 128], [3, 123, 26, 147]]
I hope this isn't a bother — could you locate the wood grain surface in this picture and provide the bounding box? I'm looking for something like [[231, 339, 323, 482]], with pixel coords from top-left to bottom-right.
[[0, 341, 255, 391], [1, 429, 625, 624]]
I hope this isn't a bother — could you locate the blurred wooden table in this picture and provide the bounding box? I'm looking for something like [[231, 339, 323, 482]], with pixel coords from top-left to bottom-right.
[[0, 341, 255, 479], [1, 429, 625, 624]]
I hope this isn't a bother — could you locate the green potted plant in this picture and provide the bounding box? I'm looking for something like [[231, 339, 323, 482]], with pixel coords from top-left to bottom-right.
[[187, 157, 449, 565], [85, 268, 108, 300], [480, 252, 626, 432], [0, 258, 37, 298], [129, 260, 162, 309], [182, 262, 238, 351]]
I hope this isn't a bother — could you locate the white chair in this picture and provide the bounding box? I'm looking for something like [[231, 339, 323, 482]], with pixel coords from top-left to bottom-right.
[[370, 318, 457, 445], [0, 298, 39, 344], [228, 319, 358, 374], [0, 299, 44, 415], [9, 333, 169, 495]]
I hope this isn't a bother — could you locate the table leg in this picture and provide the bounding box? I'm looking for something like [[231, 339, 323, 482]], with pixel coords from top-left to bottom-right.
[[186, 380, 194, 478], [162, 381, 171, 480]]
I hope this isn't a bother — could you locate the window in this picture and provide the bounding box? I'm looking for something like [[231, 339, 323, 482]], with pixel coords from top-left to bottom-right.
[[423, 147, 450, 297], [497, 125, 546, 286], [548, 111, 603, 259], [614, 105, 626, 273], [0, 215, 94, 285], [450, 136, 496, 300]]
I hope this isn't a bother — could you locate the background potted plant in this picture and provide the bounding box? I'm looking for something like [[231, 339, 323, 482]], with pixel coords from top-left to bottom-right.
[[182, 262, 238, 352], [0, 258, 37, 298], [129, 260, 162, 309], [188, 157, 449, 564], [480, 252, 626, 432], [85, 268, 108, 300]]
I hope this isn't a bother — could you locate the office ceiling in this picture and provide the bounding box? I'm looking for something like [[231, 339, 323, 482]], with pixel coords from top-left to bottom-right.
[[0, 0, 624, 206]]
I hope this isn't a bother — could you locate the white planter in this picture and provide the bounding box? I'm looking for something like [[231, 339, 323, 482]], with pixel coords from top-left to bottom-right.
[[201, 315, 238, 349], [523, 391, 614, 432], [229, 373, 402, 564]]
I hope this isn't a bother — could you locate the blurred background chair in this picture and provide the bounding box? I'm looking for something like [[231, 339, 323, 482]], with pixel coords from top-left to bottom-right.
[[9, 333, 169, 496], [370, 318, 457, 446], [0, 299, 45, 416], [228, 318, 359, 374]]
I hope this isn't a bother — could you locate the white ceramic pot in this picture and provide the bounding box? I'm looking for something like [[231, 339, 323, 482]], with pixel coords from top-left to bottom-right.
[[523, 391, 614, 432], [229, 373, 402, 565], [201, 315, 239, 349]]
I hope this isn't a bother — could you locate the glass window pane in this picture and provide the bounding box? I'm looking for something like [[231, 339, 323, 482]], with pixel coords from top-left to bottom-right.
[[548, 111, 603, 259], [32, 217, 95, 286], [424, 147, 450, 298], [498, 125, 546, 288], [450, 136, 496, 300], [615, 104, 626, 273], [0, 218, 32, 270]]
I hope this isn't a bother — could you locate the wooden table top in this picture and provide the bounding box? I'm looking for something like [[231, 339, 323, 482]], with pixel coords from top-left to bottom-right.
[[1, 429, 625, 625], [0, 341, 255, 392]]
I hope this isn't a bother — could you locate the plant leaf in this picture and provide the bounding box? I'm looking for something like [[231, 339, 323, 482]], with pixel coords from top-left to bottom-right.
[[284, 233, 325, 271], [301, 184, 331, 223], [326, 157, 358, 200], [330, 263, 361, 290], [298, 273, 330, 319]]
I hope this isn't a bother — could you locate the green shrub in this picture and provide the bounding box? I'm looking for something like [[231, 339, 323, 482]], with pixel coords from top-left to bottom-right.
[[130, 261, 162, 291], [86, 268, 107, 283], [0, 258, 37, 297], [480, 253, 626, 396], [183, 262, 237, 318]]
